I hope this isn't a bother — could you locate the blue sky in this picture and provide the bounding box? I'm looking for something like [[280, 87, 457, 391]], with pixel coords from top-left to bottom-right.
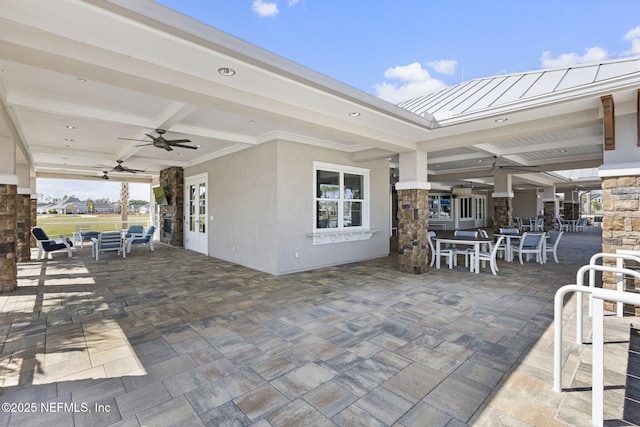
[[154, 0, 640, 103], [38, 1, 640, 201]]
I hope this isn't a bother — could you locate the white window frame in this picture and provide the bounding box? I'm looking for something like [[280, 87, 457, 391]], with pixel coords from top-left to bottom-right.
[[459, 196, 473, 220], [310, 161, 372, 244]]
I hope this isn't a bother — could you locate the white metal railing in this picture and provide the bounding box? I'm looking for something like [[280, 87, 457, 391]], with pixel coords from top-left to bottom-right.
[[581, 253, 640, 343], [554, 263, 640, 427]]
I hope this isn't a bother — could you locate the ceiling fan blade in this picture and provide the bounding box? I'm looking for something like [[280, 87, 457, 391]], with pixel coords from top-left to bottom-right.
[[172, 144, 198, 150], [118, 137, 149, 142], [164, 146, 174, 151], [135, 143, 154, 147], [145, 133, 159, 141], [167, 139, 192, 144]]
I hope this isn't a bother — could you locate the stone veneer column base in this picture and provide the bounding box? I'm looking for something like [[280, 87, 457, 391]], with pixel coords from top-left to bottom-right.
[[543, 201, 556, 231], [0, 184, 17, 293], [492, 197, 512, 233], [16, 194, 31, 262], [602, 176, 640, 314], [397, 188, 429, 274]]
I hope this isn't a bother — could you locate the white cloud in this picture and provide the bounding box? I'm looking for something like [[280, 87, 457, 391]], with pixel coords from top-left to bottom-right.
[[427, 59, 457, 75], [623, 25, 640, 55], [373, 62, 448, 104], [540, 46, 609, 68], [252, 0, 279, 17], [287, 0, 300, 5]]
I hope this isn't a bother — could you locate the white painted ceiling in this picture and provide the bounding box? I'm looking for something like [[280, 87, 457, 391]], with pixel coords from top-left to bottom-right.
[[2, 0, 639, 192]]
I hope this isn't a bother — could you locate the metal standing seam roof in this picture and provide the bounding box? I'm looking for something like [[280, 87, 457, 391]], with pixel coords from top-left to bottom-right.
[[397, 56, 640, 121]]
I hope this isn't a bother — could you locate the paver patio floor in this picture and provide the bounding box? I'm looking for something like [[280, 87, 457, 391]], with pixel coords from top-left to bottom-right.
[[1, 227, 637, 426]]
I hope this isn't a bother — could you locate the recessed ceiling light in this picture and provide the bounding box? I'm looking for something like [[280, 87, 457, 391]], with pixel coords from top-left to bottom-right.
[[66, 125, 76, 129], [65, 138, 74, 142], [349, 112, 361, 117], [218, 67, 236, 76], [494, 118, 508, 123], [77, 78, 87, 82]]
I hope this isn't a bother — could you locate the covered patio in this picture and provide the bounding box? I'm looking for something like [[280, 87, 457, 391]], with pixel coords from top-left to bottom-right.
[[2, 228, 638, 426]]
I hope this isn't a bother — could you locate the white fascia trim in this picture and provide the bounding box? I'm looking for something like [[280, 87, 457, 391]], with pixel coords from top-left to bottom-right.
[[395, 181, 432, 191], [0, 174, 19, 185], [598, 162, 640, 178], [17, 187, 31, 195], [491, 192, 514, 198]]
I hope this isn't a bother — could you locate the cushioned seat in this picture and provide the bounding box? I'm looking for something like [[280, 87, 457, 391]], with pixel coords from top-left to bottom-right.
[[31, 226, 73, 260], [127, 225, 156, 252]]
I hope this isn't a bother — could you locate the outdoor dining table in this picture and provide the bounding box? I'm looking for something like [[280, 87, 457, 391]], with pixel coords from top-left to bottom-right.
[[433, 235, 494, 274], [496, 232, 548, 263]]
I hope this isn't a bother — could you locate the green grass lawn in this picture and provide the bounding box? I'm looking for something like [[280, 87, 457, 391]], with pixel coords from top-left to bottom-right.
[[37, 214, 151, 237]]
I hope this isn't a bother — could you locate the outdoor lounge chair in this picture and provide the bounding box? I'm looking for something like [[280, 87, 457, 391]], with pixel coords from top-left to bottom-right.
[[31, 226, 73, 260], [73, 225, 99, 248], [95, 230, 125, 260], [127, 225, 156, 253]]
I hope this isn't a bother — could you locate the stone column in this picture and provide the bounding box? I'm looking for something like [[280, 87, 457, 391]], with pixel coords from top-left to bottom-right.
[[492, 196, 512, 232], [396, 150, 430, 274], [0, 184, 17, 293], [397, 188, 429, 274], [602, 176, 640, 313], [543, 201, 556, 231], [16, 193, 31, 262]]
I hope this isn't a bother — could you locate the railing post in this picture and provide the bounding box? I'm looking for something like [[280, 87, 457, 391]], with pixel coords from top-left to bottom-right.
[[592, 297, 604, 426]]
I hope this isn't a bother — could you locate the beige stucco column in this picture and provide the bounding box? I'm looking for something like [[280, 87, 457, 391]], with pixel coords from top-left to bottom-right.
[[492, 168, 513, 231], [0, 136, 18, 292], [396, 150, 431, 274]]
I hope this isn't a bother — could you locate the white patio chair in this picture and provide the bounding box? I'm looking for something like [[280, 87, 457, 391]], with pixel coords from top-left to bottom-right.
[[453, 230, 478, 267], [427, 231, 456, 269], [460, 229, 492, 266], [95, 231, 125, 260], [534, 217, 545, 231], [575, 218, 587, 232], [545, 230, 564, 263], [557, 217, 569, 232], [469, 235, 505, 275], [520, 218, 534, 232], [512, 232, 546, 264]]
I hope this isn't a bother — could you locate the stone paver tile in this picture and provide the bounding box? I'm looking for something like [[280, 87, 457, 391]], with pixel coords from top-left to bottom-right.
[[200, 401, 252, 427], [422, 374, 491, 423], [69, 377, 127, 404], [104, 355, 144, 377], [186, 370, 265, 414], [382, 361, 447, 403], [303, 380, 358, 419], [266, 398, 335, 427], [121, 353, 198, 391], [354, 387, 412, 425], [234, 383, 290, 421], [35, 353, 93, 383], [250, 355, 297, 381], [469, 403, 532, 427], [115, 381, 171, 418], [397, 400, 453, 427], [332, 403, 386, 427], [271, 362, 335, 400], [73, 397, 122, 427], [136, 395, 205, 427]]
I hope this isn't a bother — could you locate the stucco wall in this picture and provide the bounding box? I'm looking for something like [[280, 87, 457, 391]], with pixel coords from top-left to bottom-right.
[[185, 140, 390, 275], [185, 142, 279, 274], [275, 140, 390, 274]]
